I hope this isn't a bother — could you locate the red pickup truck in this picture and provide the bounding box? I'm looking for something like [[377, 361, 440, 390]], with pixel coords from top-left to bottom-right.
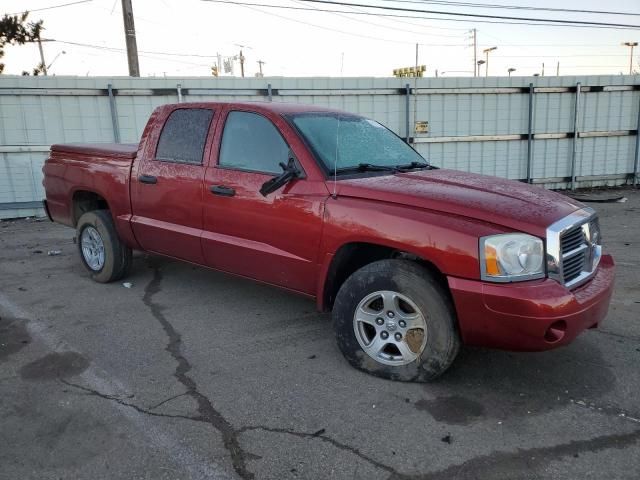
[[43, 101, 615, 382]]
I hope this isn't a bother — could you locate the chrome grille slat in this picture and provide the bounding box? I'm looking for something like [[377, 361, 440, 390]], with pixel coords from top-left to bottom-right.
[[562, 243, 588, 260]]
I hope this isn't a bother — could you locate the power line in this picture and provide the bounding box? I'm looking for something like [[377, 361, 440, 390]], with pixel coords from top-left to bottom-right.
[[50, 40, 214, 67], [289, 0, 464, 37], [340, 2, 469, 31], [7, 0, 93, 16], [294, 0, 640, 29], [379, 0, 640, 17], [202, 0, 640, 30], [204, 0, 469, 45], [53, 39, 220, 58], [500, 54, 629, 58]]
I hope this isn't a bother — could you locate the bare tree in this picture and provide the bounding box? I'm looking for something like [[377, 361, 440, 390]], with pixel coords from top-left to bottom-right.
[[0, 11, 45, 75]]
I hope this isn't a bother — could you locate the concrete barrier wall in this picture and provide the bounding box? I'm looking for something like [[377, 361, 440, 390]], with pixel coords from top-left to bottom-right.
[[1, 75, 638, 218]]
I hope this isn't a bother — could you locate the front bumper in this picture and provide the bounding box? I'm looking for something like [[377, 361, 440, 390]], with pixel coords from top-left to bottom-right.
[[447, 254, 615, 351]]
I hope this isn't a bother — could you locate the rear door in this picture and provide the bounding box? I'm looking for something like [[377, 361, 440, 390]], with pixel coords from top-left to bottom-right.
[[131, 106, 216, 264], [201, 108, 327, 295]]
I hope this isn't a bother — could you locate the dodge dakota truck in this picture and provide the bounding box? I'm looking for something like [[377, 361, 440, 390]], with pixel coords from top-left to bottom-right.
[[42, 101, 615, 382]]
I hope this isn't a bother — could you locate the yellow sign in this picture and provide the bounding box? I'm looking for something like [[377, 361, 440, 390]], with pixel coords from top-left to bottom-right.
[[393, 65, 426, 78], [415, 121, 429, 134]]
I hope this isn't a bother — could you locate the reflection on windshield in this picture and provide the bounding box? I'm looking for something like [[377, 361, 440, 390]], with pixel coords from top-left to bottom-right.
[[288, 113, 427, 173]]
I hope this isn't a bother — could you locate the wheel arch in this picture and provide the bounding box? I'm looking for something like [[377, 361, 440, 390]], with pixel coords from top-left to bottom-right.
[[71, 190, 111, 227], [320, 241, 451, 312]]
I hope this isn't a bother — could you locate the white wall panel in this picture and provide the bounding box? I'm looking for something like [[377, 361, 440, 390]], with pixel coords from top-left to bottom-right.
[[1, 75, 638, 218]]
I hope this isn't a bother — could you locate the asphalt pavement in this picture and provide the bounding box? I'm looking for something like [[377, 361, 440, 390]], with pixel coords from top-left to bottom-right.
[[1, 187, 639, 479]]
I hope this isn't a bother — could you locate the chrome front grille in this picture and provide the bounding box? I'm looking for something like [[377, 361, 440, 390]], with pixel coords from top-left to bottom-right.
[[546, 208, 602, 289]]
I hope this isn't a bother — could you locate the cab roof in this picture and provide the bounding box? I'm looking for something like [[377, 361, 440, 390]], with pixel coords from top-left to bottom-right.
[[160, 101, 351, 116]]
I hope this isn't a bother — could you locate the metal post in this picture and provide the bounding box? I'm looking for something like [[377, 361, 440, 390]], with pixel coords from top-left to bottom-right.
[[267, 83, 272, 102], [570, 82, 581, 190], [526, 83, 534, 183], [473, 28, 477, 77], [107, 84, 121, 143], [37, 38, 48, 75], [177, 83, 183, 103], [405, 83, 411, 144], [634, 92, 640, 187]]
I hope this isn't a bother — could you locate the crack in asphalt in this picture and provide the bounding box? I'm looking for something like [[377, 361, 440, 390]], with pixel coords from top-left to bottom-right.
[[61, 378, 403, 478], [142, 265, 254, 479], [55, 263, 640, 480], [237, 425, 400, 476], [60, 379, 196, 422], [60, 376, 640, 480], [148, 391, 189, 411], [55, 263, 402, 478], [391, 428, 640, 480]]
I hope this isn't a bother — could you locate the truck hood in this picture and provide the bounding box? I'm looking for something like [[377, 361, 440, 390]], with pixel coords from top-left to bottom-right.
[[334, 169, 584, 236]]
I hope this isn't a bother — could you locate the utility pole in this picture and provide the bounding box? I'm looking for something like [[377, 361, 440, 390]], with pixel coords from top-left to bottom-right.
[[239, 49, 245, 77], [622, 42, 638, 75], [542, 62, 545, 77], [556, 61, 560, 76], [483, 46, 497, 77], [257, 60, 265, 77], [121, 0, 140, 77], [473, 28, 477, 77], [36, 37, 48, 75]]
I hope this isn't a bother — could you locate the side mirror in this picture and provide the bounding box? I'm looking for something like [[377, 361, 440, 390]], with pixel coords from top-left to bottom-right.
[[260, 157, 301, 197]]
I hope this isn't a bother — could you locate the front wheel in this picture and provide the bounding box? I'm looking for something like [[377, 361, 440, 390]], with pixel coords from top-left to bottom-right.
[[332, 259, 460, 382], [76, 210, 132, 283]]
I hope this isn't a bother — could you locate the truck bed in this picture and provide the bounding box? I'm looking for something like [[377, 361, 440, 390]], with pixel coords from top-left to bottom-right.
[[50, 143, 138, 159]]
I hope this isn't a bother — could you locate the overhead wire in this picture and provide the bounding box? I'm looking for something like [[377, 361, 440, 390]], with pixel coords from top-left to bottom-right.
[[289, 0, 464, 37], [294, 0, 640, 28], [202, 0, 640, 29], [379, 0, 640, 17], [7, 0, 93, 16], [204, 0, 468, 45]]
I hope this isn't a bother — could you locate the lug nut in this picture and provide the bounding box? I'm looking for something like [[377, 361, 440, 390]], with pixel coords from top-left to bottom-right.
[[399, 320, 406, 328], [387, 311, 395, 318], [381, 331, 389, 340], [394, 333, 402, 341], [376, 317, 384, 325]]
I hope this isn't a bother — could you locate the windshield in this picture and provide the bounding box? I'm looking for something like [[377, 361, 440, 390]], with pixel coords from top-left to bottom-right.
[[287, 113, 427, 173]]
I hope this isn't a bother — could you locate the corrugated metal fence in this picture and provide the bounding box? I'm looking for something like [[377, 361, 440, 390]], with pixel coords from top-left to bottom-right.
[[1, 75, 639, 218]]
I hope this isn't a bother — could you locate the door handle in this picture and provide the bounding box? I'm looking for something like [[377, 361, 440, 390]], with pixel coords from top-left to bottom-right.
[[139, 174, 158, 185], [209, 185, 236, 197]]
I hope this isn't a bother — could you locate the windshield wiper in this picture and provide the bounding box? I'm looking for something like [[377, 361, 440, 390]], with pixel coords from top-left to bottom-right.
[[396, 161, 434, 171], [336, 161, 437, 174], [337, 163, 400, 173]]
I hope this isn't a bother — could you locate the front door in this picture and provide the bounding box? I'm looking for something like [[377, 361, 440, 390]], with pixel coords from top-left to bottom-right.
[[202, 109, 326, 295], [131, 107, 216, 264]]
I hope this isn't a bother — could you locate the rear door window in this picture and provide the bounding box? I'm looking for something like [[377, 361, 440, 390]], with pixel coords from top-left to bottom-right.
[[156, 108, 214, 164], [218, 111, 289, 174]]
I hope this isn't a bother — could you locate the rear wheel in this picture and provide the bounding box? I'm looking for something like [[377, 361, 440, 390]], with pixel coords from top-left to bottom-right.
[[76, 210, 132, 283], [332, 259, 460, 382]]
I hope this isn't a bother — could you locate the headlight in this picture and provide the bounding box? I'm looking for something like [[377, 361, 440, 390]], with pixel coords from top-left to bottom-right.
[[480, 233, 545, 282]]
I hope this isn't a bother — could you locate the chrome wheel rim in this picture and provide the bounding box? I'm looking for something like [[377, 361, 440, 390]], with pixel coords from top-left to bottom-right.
[[353, 290, 427, 366], [80, 226, 105, 271]]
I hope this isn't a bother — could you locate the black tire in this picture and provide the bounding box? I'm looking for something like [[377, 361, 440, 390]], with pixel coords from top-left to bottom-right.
[[76, 210, 132, 283], [333, 259, 460, 382]]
